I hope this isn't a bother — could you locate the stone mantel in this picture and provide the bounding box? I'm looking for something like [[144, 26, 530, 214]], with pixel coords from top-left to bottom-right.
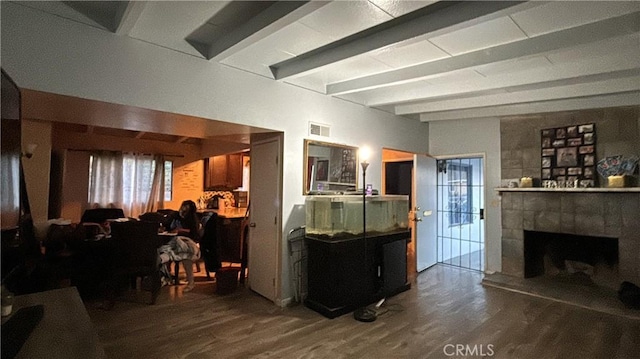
[[496, 187, 640, 193], [499, 191, 640, 284]]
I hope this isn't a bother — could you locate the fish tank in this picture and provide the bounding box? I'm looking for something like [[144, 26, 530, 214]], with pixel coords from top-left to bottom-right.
[[305, 195, 409, 240]]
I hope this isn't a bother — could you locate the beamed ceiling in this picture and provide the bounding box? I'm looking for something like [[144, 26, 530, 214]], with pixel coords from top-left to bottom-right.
[[16, 1, 640, 123]]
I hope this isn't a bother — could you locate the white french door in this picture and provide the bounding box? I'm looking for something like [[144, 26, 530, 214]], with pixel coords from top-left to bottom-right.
[[436, 157, 485, 271]]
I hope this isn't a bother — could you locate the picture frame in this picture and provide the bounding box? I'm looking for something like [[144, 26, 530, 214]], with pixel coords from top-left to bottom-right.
[[579, 124, 594, 133], [315, 159, 329, 181], [579, 145, 594, 154], [556, 147, 578, 167], [583, 154, 595, 166], [583, 132, 594, 144], [567, 138, 582, 146], [540, 123, 596, 185]]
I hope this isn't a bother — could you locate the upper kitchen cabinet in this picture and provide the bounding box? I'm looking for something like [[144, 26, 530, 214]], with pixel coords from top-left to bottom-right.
[[204, 153, 244, 190]]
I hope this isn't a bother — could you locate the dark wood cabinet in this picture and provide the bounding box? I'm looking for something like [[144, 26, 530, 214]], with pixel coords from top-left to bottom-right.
[[204, 153, 244, 190], [304, 231, 411, 318]]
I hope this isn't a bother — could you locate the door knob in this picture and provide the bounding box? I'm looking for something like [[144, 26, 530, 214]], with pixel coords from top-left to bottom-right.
[[249, 223, 256, 227]]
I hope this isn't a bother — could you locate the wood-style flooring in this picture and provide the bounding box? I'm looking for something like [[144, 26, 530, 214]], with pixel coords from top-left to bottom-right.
[[87, 265, 640, 358]]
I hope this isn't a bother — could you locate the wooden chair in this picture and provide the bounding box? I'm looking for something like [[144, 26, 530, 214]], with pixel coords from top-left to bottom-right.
[[80, 208, 125, 224], [108, 221, 162, 305], [217, 215, 249, 285]]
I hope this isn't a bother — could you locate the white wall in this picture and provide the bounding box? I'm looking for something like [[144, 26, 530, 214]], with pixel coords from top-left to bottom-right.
[[429, 118, 502, 273], [1, 3, 430, 303]]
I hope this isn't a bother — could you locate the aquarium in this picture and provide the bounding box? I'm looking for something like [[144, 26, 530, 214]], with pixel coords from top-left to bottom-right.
[[305, 195, 409, 239]]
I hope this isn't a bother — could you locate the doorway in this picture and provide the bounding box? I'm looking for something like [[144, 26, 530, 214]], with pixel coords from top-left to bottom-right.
[[436, 157, 485, 271], [382, 149, 437, 277]]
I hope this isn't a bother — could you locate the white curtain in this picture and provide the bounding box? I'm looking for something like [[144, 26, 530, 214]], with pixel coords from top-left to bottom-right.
[[0, 153, 21, 228], [122, 153, 163, 218], [89, 152, 164, 218], [88, 151, 123, 209]]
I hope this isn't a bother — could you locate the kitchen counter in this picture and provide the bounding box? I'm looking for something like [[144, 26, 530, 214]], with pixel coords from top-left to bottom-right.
[[200, 208, 248, 219]]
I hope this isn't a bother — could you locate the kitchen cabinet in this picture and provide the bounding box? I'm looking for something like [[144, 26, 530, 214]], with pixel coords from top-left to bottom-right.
[[204, 153, 243, 190]]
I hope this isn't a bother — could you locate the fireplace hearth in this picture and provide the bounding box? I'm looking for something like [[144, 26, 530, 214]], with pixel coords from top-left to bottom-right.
[[486, 190, 640, 318]]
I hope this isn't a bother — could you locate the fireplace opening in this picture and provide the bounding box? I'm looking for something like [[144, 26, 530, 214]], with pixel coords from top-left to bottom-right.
[[524, 230, 618, 286]]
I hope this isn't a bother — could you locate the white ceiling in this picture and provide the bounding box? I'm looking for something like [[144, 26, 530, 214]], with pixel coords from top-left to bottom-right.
[[17, 1, 640, 122]]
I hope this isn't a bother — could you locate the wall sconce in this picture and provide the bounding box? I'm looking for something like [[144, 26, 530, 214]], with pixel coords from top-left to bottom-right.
[[22, 143, 37, 159]]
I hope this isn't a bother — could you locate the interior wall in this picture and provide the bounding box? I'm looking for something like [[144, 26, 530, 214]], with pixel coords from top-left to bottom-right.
[[59, 150, 90, 222], [166, 160, 204, 211], [428, 118, 502, 273], [500, 106, 640, 184], [21, 119, 52, 223], [1, 2, 430, 303]]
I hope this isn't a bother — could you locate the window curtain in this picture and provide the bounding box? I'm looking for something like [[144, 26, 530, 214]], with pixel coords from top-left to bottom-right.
[[121, 153, 164, 219], [0, 153, 21, 228], [88, 151, 123, 210], [89, 152, 164, 218], [143, 154, 164, 214]]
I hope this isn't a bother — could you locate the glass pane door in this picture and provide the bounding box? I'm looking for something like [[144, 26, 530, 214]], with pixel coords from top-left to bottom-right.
[[437, 157, 484, 271]]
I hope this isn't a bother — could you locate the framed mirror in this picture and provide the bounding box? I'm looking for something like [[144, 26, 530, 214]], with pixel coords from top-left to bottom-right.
[[303, 139, 358, 194]]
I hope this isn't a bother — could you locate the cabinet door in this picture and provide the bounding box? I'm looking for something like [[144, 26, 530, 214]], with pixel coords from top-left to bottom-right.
[[204, 155, 228, 189], [226, 154, 243, 189]]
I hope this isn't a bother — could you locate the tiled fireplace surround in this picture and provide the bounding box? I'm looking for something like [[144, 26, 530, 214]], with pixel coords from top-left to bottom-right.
[[500, 191, 640, 284], [500, 107, 640, 285]]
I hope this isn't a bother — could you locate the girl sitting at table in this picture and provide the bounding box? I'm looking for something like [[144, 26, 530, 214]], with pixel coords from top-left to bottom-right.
[[158, 200, 200, 292], [167, 200, 199, 241]]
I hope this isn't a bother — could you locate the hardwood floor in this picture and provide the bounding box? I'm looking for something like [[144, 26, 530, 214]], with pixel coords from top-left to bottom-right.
[[87, 265, 640, 358]]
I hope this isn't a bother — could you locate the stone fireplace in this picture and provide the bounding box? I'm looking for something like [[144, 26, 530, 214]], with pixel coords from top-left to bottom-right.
[[500, 191, 640, 286], [498, 107, 640, 287]]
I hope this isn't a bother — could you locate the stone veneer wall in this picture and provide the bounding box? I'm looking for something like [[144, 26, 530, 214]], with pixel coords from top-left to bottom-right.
[[500, 106, 640, 283], [501, 192, 640, 284], [500, 106, 640, 183]]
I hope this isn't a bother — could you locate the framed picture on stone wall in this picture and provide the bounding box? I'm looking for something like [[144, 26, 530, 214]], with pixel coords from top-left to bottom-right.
[[541, 123, 596, 186]]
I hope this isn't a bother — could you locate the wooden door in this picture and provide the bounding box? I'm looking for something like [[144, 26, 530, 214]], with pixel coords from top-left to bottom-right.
[[248, 137, 282, 302]]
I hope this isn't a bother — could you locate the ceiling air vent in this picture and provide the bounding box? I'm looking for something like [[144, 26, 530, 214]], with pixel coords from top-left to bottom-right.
[[309, 122, 330, 137]]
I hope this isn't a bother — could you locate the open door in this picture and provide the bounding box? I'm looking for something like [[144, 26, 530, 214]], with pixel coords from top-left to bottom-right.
[[248, 136, 282, 302], [414, 154, 437, 272]]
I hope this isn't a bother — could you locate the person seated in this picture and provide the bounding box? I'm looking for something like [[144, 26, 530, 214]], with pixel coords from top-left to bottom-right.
[[158, 236, 200, 292], [159, 200, 200, 292], [167, 200, 199, 241]]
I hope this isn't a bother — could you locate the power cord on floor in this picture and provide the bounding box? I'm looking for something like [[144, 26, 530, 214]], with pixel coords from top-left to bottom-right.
[[354, 299, 405, 322]]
